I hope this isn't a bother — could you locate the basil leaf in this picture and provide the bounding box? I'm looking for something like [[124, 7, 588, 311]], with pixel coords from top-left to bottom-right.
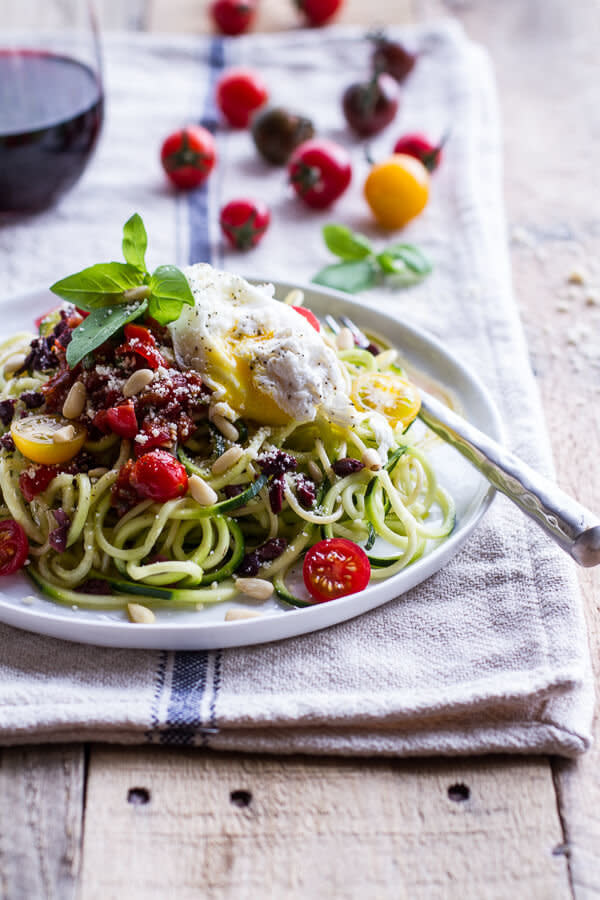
[[381, 243, 433, 276], [122, 213, 148, 272], [147, 265, 195, 325], [376, 251, 432, 286], [312, 260, 377, 294], [50, 262, 143, 310], [322, 224, 373, 261], [66, 300, 148, 368]]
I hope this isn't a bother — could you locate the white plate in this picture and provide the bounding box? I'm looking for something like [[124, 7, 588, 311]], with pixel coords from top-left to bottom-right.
[[0, 282, 503, 649]]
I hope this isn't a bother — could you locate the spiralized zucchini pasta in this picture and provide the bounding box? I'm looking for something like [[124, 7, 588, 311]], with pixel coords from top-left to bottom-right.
[[0, 254, 454, 617]]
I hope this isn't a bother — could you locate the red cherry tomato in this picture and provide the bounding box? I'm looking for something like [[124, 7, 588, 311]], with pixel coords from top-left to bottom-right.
[[292, 306, 320, 331], [131, 450, 188, 503], [216, 68, 269, 128], [160, 126, 217, 190], [106, 403, 138, 439], [219, 198, 270, 250], [303, 538, 370, 602], [134, 422, 173, 457], [393, 132, 445, 172], [210, 0, 257, 35], [288, 139, 352, 209], [0, 520, 29, 576], [295, 0, 344, 26]]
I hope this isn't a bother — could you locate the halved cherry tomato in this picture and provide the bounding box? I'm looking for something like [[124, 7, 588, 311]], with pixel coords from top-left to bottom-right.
[[210, 0, 257, 35], [106, 403, 138, 439], [0, 520, 29, 576], [19, 465, 59, 502], [160, 126, 217, 190], [216, 68, 268, 128], [351, 371, 421, 428], [130, 450, 188, 503], [289, 139, 352, 209], [364, 153, 429, 230], [292, 306, 320, 331], [11, 415, 87, 465], [303, 538, 370, 602]]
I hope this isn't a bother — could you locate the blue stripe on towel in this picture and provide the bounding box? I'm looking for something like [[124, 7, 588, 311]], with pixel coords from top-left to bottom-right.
[[188, 37, 225, 265], [148, 36, 226, 746], [159, 652, 209, 745]]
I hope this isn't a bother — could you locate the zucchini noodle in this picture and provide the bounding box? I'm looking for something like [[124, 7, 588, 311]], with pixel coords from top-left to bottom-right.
[[0, 315, 455, 614]]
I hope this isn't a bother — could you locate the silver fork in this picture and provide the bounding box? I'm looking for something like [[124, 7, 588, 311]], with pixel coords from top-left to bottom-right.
[[326, 315, 600, 567]]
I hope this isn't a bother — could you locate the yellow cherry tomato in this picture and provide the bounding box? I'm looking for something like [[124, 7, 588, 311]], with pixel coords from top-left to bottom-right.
[[11, 415, 87, 465], [364, 153, 429, 229], [351, 372, 421, 428]]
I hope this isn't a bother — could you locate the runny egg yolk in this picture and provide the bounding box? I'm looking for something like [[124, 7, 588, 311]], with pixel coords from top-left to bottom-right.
[[203, 332, 293, 426]]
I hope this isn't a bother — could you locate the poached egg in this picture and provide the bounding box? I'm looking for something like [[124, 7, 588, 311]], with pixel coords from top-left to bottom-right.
[[169, 264, 354, 427]]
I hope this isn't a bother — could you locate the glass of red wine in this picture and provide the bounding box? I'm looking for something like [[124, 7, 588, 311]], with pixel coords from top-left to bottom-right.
[[0, 1, 104, 213]]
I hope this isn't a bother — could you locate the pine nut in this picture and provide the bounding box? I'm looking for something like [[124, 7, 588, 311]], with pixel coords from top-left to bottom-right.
[[62, 381, 86, 419], [3, 353, 26, 376], [127, 602, 156, 624], [307, 460, 324, 483], [211, 445, 243, 475], [234, 577, 274, 601], [361, 448, 382, 471], [225, 608, 262, 621], [210, 402, 236, 421], [189, 474, 218, 506], [336, 327, 354, 351], [212, 414, 239, 442], [53, 424, 76, 443], [123, 368, 154, 398], [283, 288, 304, 307]]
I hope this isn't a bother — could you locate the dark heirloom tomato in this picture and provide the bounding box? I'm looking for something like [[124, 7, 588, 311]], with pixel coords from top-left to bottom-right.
[[288, 139, 352, 209], [131, 450, 188, 503], [216, 68, 268, 128], [303, 538, 370, 602], [0, 520, 29, 576], [160, 126, 217, 190], [292, 306, 320, 331], [342, 73, 399, 137]]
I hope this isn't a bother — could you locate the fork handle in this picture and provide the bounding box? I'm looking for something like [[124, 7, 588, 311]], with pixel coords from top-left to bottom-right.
[[418, 392, 600, 567]]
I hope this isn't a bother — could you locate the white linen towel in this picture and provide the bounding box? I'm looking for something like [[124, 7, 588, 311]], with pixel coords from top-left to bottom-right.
[[0, 22, 593, 755]]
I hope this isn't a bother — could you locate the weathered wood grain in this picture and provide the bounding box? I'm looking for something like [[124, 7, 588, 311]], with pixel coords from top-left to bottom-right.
[[80, 748, 570, 900], [0, 746, 83, 900], [415, 0, 600, 896]]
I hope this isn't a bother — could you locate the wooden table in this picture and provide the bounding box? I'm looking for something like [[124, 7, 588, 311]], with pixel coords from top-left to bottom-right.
[[4, 1, 599, 897]]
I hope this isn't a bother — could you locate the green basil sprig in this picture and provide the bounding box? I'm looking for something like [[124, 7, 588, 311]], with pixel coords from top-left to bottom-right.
[[312, 224, 432, 294], [50, 214, 194, 368]]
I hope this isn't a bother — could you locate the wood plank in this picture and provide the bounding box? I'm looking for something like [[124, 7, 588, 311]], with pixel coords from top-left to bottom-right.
[[80, 748, 570, 900], [0, 746, 84, 900], [415, 0, 600, 896], [147, 0, 412, 34]]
